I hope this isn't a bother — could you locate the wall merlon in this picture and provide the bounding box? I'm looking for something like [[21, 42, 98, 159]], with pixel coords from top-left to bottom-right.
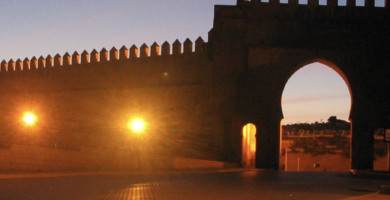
[[110, 47, 118, 61], [308, 0, 319, 7], [184, 38, 193, 54], [119, 45, 128, 60], [195, 37, 205, 53], [30, 57, 37, 70], [15, 59, 22, 71], [269, 0, 279, 5], [1, 60, 6, 73], [140, 43, 149, 58], [365, 0, 375, 7], [100, 48, 108, 62], [8, 59, 14, 72], [327, 0, 337, 7], [346, 0, 355, 6], [45, 55, 53, 68], [173, 39, 182, 55], [237, 0, 249, 4], [130, 45, 138, 59], [91, 49, 98, 63], [63, 52, 71, 66], [287, 0, 298, 6], [72, 52, 80, 65], [81, 50, 89, 64], [54, 54, 61, 67], [38, 56, 45, 70], [161, 41, 170, 56], [151, 42, 160, 57], [23, 58, 30, 70]]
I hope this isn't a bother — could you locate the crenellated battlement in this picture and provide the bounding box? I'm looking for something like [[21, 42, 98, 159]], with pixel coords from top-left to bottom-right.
[[0, 37, 206, 73], [209, 0, 390, 52], [231, 0, 390, 21], [237, 0, 388, 8]]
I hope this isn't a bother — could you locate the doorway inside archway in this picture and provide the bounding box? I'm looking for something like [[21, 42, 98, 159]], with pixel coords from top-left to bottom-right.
[[242, 123, 256, 168], [373, 128, 390, 171], [281, 62, 351, 171]]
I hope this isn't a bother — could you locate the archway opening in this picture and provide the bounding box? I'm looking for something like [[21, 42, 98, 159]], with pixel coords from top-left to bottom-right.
[[281, 61, 352, 171], [242, 123, 256, 168]]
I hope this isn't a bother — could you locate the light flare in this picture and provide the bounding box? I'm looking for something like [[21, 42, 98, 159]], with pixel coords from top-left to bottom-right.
[[129, 119, 145, 133], [24, 113, 36, 125]]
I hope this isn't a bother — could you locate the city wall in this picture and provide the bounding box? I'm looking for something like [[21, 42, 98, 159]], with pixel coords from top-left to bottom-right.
[[0, 38, 231, 171], [1, 1, 390, 171], [0, 144, 236, 172]]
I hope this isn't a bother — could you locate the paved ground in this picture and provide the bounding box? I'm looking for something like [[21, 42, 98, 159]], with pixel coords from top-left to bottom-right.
[[0, 169, 389, 200]]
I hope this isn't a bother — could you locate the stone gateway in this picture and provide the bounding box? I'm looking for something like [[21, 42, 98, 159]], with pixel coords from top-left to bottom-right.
[[0, 0, 389, 171]]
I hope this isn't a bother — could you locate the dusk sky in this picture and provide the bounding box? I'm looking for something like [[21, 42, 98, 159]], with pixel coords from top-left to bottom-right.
[[1, 0, 382, 124]]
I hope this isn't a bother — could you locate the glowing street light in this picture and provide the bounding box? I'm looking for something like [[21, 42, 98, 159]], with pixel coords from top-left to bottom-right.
[[129, 119, 145, 133], [23, 113, 36, 125]]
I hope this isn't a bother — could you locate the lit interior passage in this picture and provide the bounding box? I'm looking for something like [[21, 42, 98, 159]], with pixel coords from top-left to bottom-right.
[[242, 123, 256, 168]]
